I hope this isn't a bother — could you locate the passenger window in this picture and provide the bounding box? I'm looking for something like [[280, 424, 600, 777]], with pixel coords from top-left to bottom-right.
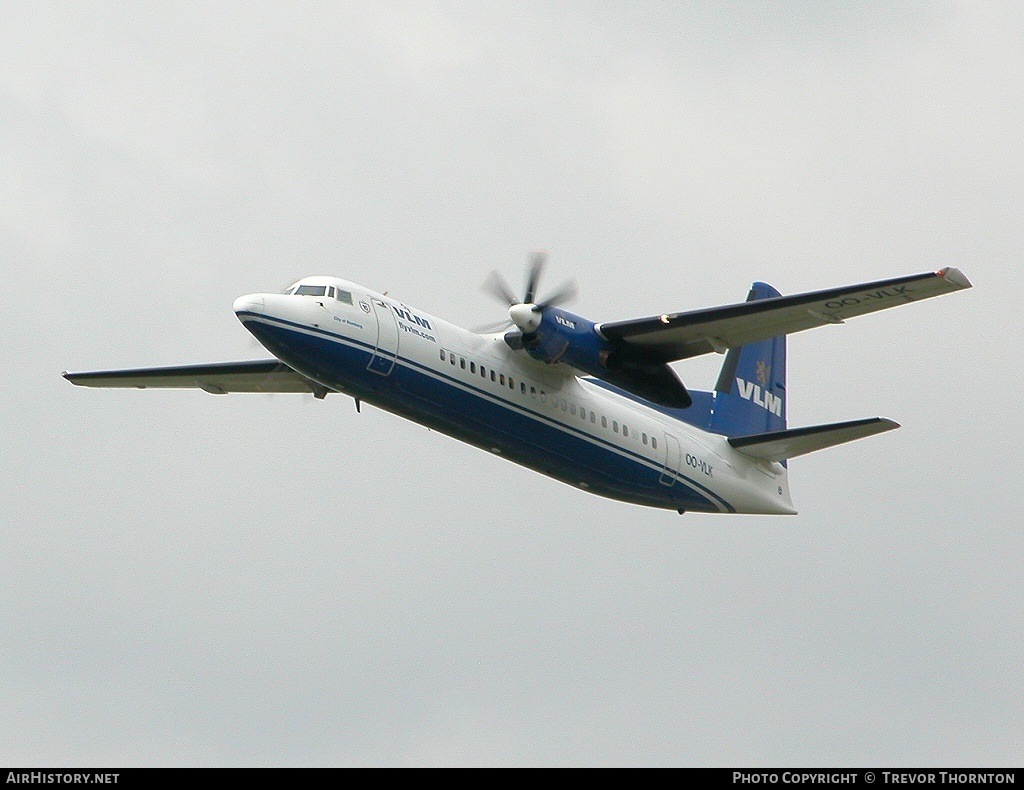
[[440, 349, 446, 361], [613, 421, 619, 433], [499, 374, 505, 385], [460, 358, 466, 370], [540, 391, 546, 403], [470, 361, 476, 374], [450, 354, 456, 366], [570, 403, 576, 416], [579, 408, 586, 420], [481, 366, 487, 378], [561, 400, 567, 412], [652, 437, 658, 449], [491, 370, 496, 382], [590, 412, 596, 424], [601, 416, 607, 428], [623, 425, 628, 438], [520, 382, 526, 394], [530, 386, 536, 398], [509, 378, 515, 389], [642, 432, 648, 445]]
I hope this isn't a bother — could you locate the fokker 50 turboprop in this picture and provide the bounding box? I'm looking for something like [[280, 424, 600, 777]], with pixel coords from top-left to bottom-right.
[[64, 256, 971, 514]]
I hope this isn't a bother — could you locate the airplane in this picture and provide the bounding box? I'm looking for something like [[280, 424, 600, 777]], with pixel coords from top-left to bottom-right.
[[63, 255, 971, 515]]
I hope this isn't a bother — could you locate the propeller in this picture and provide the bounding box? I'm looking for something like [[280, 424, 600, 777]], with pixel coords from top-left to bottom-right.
[[476, 251, 578, 335]]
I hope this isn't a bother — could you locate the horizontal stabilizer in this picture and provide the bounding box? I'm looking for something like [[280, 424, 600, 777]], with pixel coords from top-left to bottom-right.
[[728, 417, 899, 462], [63, 360, 329, 395]]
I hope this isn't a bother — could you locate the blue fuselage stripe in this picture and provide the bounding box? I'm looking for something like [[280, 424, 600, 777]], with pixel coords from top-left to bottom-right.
[[239, 311, 734, 512]]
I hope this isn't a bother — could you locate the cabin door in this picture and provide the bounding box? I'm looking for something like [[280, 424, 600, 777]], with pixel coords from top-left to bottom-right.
[[659, 433, 682, 486], [367, 299, 400, 376]]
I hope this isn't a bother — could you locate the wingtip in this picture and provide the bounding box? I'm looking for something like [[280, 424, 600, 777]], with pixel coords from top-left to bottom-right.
[[937, 267, 972, 289], [62, 370, 88, 386]]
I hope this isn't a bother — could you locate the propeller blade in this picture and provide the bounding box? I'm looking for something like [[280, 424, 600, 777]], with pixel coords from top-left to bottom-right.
[[524, 251, 547, 304], [481, 270, 518, 307], [472, 318, 515, 334], [537, 278, 579, 309]]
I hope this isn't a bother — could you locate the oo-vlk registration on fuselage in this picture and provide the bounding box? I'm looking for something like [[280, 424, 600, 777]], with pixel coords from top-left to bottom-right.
[[64, 255, 971, 515]]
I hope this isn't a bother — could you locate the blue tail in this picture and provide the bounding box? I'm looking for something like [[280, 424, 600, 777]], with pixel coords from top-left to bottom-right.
[[709, 282, 787, 437]]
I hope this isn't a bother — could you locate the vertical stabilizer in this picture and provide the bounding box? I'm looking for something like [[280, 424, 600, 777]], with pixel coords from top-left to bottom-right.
[[710, 282, 787, 437]]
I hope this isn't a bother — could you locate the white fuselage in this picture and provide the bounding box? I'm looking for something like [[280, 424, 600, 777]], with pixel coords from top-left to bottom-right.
[[234, 277, 796, 515]]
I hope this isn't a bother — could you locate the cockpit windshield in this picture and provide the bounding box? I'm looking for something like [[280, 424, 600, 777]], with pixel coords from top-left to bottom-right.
[[285, 283, 354, 304]]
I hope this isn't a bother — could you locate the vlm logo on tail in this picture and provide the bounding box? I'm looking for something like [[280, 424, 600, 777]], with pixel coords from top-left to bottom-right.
[[735, 375, 784, 416]]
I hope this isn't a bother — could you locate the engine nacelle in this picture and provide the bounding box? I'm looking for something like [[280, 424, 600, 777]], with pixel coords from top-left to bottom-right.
[[506, 306, 692, 408], [519, 308, 611, 375]]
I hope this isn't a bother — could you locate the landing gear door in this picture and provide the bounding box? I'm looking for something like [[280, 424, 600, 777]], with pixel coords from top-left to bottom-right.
[[660, 433, 682, 486], [367, 299, 400, 376]]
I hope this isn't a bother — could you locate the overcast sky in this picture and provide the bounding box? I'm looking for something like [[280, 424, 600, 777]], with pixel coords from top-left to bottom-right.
[[2, 1, 1021, 767]]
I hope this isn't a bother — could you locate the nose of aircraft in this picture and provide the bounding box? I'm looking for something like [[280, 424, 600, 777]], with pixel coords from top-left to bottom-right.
[[233, 294, 265, 316]]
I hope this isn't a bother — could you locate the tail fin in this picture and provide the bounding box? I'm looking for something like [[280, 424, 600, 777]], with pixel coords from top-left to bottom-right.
[[710, 282, 787, 437]]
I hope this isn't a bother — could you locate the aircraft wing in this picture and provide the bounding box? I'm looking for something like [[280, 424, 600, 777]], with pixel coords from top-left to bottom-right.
[[597, 268, 972, 362], [63, 359, 330, 395], [728, 417, 900, 463]]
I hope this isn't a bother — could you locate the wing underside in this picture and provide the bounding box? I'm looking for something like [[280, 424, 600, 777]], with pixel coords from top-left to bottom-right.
[[62, 360, 328, 395], [597, 268, 972, 363]]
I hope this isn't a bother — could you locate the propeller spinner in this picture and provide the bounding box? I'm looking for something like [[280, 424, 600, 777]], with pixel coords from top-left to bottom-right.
[[478, 251, 578, 336]]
